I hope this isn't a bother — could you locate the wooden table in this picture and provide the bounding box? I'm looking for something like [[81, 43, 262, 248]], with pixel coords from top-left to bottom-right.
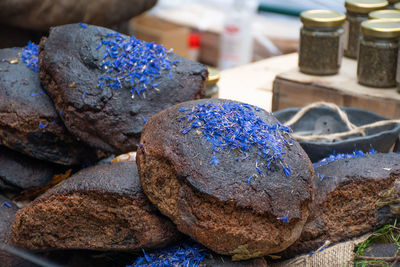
[[218, 53, 298, 111], [218, 53, 400, 119]]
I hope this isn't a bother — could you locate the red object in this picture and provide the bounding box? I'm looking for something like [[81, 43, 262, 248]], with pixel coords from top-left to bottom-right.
[[225, 25, 240, 34], [188, 33, 201, 48]]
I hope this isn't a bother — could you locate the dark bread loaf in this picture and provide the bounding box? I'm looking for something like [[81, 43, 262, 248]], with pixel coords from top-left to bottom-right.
[[137, 99, 314, 260], [39, 24, 208, 154], [0, 45, 100, 165], [280, 152, 400, 258], [0, 0, 156, 31], [0, 146, 57, 192], [12, 161, 179, 251]]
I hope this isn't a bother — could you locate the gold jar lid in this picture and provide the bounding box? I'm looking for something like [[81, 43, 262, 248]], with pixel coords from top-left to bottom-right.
[[300, 10, 346, 28], [206, 67, 220, 87], [369, 9, 400, 19], [361, 19, 400, 37], [345, 0, 388, 14]]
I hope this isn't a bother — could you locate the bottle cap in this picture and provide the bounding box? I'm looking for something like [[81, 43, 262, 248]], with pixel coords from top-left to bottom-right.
[[369, 9, 400, 19], [345, 0, 388, 14], [361, 18, 400, 38], [301, 10, 346, 28]]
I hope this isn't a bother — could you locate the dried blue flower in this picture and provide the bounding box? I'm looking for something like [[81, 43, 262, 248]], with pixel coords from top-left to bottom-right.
[[21, 41, 39, 72], [78, 22, 87, 29], [96, 33, 177, 99], [313, 148, 377, 169], [179, 103, 293, 179], [316, 173, 324, 181], [39, 122, 48, 129], [247, 175, 254, 184], [129, 241, 208, 267], [283, 166, 291, 177], [277, 212, 289, 223], [30, 92, 39, 97], [1, 201, 11, 208], [209, 153, 219, 166], [142, 116, 147, 124], [82, 90, 88, 100]]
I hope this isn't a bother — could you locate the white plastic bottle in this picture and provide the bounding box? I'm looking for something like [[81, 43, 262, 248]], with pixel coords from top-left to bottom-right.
[[218, 0, 259, 70]]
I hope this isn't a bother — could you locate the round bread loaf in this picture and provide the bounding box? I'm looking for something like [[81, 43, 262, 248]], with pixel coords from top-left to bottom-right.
[[39, 24, 208, 154], [0, 0, 156, 31], [12, 161, 179, 251], [0, 45, 99, 165], [137, 99, 315, 260], [280, 152, 400, 258]]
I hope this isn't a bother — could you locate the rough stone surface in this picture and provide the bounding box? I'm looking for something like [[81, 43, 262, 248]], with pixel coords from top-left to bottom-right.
[[280, 153, 400, 258], [0, 146, 58, 192], [12, 161, 179, 251], [39, 24, 207, 154], [0, 47, 100, 165], [0, 0, 157, 31], [137, 99, 315, 260]]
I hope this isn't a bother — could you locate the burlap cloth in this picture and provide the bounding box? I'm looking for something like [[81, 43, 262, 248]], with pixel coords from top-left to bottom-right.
[[270, 234, 371, 267]]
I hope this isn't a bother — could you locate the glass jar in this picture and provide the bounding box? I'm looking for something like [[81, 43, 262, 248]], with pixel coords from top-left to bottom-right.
[[369, 9, 400, 19], [395, 2, 400, 9], [358, 19, 400, 87], [205, 67, 220, 98], [344, 0, 388, 59], [299, 10, 346, 75]]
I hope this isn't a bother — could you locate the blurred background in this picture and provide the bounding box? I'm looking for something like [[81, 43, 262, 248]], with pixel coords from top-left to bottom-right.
[[0, 0, 346, 70], [140, 0, 347, 68]]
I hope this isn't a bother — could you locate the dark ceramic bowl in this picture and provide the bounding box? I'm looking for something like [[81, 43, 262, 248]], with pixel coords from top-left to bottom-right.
[[273, 106, 400, 162]]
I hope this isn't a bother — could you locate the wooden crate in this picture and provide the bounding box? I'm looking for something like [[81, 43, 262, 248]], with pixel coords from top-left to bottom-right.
[[272, 55, 400, 119], [130, 15, 189, 58]]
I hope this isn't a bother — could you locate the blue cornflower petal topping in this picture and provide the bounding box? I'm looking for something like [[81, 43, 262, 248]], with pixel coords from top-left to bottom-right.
[[277, 212, 290, 223], [78, 22, 87, 29], [82, 91, 88, 100], [209, 153, 219, 166], [179, 102, 293, 178], [21, 41, 39, 72], [316, 173, 324, 181], [1, 201, 12, 208], [39, 122, 48, 129], [130, 241, 208, 267], [97, 33, 177, 99], [313, 148, 377, 169]]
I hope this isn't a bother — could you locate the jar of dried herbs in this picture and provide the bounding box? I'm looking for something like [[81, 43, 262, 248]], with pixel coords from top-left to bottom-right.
[[357, 19, 400, 87], [205, 67, 220, 98], [344, 0, 388, 59], [299, 10, 346, 75], [369, 9, 400, 19]]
